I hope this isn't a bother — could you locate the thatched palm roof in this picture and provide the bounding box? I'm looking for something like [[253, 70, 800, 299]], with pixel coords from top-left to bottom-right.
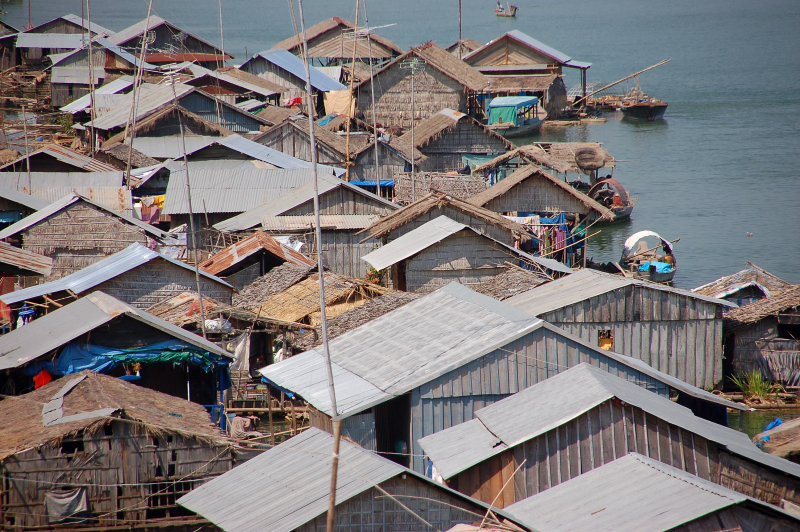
[[101, 143, 160, 169], [218, 67, 289, 95], [467, 166, 615, 220], [272, 16, 402, 58], [445, 39, 484, 56], [233, 262, 315, 309], [472, 264, 549, 301], [472, 144, 571, 174], [292, 291, 421, 351], [724, 284, 800, 332], [535, 142, 616, 174], [693, 262, 793, 300], [0, 370, 229, 460], [257, 105, 302, 125], [359, 190, 532, 242]]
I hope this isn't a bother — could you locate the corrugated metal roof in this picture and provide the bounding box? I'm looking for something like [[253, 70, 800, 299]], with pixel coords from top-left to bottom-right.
[[235, 99, 268, 112], [0, 241, 52, 276], [215, 134, 346, 171], [0, 185, 51, 211], [188, 66, 278, 98], [505, 453, 769, 532], [50, 67, 106, 85], [213, 173, 393, 232], [48, 38, 149, 70], [15, 33, 84, 49], [27, 187, 132, 214], [59, 14, 115, 36], [0, 243, 231, 306], [178, 427, 521, 532], [163, 167, 317, 215], [0, 144, 118, 173], [505, 268, 736, 316], [0, 291, 228, 371], [108, 15, 230, 58], [421, 363, 780, 481], [87, 83, 195, 131], [0, 171, 124, 190], [128, 136, 218, 159], [261, 214, 379, 231], [361, 215, 573, 274], [250, 49, 347, 92], [0, 193, 164, 241], [260, 282, 541, 417], [60, 76, 134, 113], [198, 231, 315, 276]]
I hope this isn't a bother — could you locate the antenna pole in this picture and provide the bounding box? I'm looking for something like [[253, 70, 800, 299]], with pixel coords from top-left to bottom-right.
[[296, 1, 339, 531], [21, 103, 30, 192], [124, 0, 154, 191], [344, 0, 360, 182], [362, 1, 381, 199], [86, 0, 96, 154]]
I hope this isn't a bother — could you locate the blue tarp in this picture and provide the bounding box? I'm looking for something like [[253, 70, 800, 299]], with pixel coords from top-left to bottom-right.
[[638, 261, 673, 273], [350, 180, 394, 187]]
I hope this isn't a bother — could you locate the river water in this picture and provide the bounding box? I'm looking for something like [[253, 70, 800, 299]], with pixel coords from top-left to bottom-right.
[[3, 0, 799, 289]]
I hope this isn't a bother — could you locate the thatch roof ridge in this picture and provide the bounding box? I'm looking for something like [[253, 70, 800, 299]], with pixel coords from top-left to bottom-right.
[[392, 109, 514, 156], [232, 262, 315, 309], [472, 264, 549, 301], [724, 284, 800, 331], [693, 262, 794, 299], [101, 143, 160, 169], [292, 291, 421, 351], [472, 144, 571, 175], [272, 16, 402, 55], [257, 105, 302, 125], [354, 41, 487, 92], [466, 166, 615, 220], [219, 67, 289, 95], [0, 370, 229, 460], [199, 231, 315, 276], [360, 190, 532, 242]]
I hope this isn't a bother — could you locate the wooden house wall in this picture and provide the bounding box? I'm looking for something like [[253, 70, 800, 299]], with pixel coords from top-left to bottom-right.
[[417, 120, 508, 173], [465, 39, 562, 72], [483, 175, 592, 215], [256, 122, 344, 165], [403, 231, 512, 293], [729, 318, 800, 385], [94, 259, 232, 308], [406, 325, 672, 473], [122, 25, 219, 57], [20, 202, 151, 281], [356, 67, 467, 129], [180, 92, 265, 134], [56, 48, 134, 70], [351, 145, 407, 183], [540, 285, 724, 389], [671, 505, 800, 532], [296, 475, 487, 532], [386, 205, 517, 246], [447, 399, 800, 511], [51, 84, 93, 108], [292, 230, 379, 279], [0, 421, 234, 530], [282, 187, 394, 217], [241, 57, 305, 100]]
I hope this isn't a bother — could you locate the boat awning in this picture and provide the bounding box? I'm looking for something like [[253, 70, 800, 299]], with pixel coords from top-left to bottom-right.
[[488, 96, 539, 126], [488, 95, 539, 109]]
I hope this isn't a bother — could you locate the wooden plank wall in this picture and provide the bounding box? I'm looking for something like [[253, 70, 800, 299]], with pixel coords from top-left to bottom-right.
[[408, 326, 671, 473], [356, 66, 466, 129], [298, 230, 379, 278], [542, 284, 724, 389], [671, 505, 800, 532], [94, 259, 233, 308], [257, 122, 344, 165], [351, 146, 407, 184], [22, 202, 151, 281], [297, 475, 487, 532], [282, 187, 394, 217], [386, 204, 517, 246], [1, 422, 234, 530], [484, 173, 593, 215], [242, 58, 304, 100], [447, 400, 800, 511]]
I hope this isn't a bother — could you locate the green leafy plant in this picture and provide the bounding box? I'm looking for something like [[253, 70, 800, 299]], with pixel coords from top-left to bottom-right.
[[730, 369, 782, 401]]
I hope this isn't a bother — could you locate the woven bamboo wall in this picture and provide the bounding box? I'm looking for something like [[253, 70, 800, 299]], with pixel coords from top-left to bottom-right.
[[730, 318, 800, 385], [93, 259, 232, 309], [394, 172, 487, 205], [21, 202, 151, 281], [357, 67, 466, 129], [418, 119, 508, 172], [1, 422, 234, 530]]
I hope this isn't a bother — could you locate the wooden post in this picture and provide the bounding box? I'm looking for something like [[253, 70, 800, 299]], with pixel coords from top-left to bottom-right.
[[290, 400, 297, 436], [267, 388, 275, 446]]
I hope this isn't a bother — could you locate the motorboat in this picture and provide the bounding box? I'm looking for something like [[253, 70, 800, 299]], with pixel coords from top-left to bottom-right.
[[620, 231, 677, 284], [485, 95, 542, 138]]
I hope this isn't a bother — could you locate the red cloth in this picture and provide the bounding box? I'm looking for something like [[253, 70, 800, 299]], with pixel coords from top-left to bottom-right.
[[33, 370, 51, 389]]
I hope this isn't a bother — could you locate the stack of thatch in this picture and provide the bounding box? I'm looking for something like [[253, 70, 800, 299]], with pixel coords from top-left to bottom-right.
[[233, 263, 315, 309], [472, 265, 550, 301]]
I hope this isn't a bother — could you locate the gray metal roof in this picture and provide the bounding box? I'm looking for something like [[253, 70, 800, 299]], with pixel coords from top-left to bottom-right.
[[420, 363, 791, 481], [506, 268, 736, 317], [60, 76, 134, 113], [50, 67, 105, 85], [27, 187, 132, 214], [506, 453, 795, 532], [0, 291, 228, 371], [15, 32, 84, 49], [260, 282, 542, 418], [49, 38, 149, 70], [261, 214, 380, 231], [0, 193, 164, 241], [87, 83, 195, 131], [188, 65, 278, 98], [178, 427, 522, 532], [0, 171, 124, 189], [163, 167, 317, 215], [108, 15, 228, 58], [129, 136, 218, 159], [248, 49, 346, 92], [0, 243, 231, 306], [59, 14, 114, 36], [0, 185, 50, 211], [362, 215, 573, 274], [213, 173, 393, 232]]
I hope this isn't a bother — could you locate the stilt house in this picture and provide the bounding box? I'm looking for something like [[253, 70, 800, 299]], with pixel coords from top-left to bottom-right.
[[178, 428, 531, 532], [260, 283, 742, 474], [0, 371, 239, 530], [419, 363, 796, 510]]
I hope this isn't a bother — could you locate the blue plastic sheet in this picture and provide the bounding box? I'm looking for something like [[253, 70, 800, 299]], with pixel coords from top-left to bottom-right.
[[638, 261, 673, 273]]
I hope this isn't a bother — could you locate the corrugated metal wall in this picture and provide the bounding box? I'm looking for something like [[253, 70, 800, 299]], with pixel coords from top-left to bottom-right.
[[408, 326, 670, 473], [540, 284, 724, 389]]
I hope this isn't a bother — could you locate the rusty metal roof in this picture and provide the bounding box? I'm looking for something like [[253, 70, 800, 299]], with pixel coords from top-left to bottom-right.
[[199, 231, 315, 277], [0, 241, 52, 276]]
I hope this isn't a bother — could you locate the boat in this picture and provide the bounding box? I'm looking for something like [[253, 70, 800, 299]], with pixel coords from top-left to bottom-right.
[[588, 177, 634, 221], [485, 95, 542, 138], [495, 2, 518, 17], [619, 231, 677, 284], [619, 86, 668, 121]]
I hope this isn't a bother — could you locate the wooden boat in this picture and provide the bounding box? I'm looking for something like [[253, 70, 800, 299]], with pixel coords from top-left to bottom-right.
[[620, 231, 677, 284], [485, 95, 542, 138], [495, 3, 518, 17], [588, 177, 634, 221], [620, 87, 668, 121]]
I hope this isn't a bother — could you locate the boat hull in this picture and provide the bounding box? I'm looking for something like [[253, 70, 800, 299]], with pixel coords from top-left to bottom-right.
[[628, 268, 676, 284], [491, 118, 542, 138], [621, 102, 668, 121]]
